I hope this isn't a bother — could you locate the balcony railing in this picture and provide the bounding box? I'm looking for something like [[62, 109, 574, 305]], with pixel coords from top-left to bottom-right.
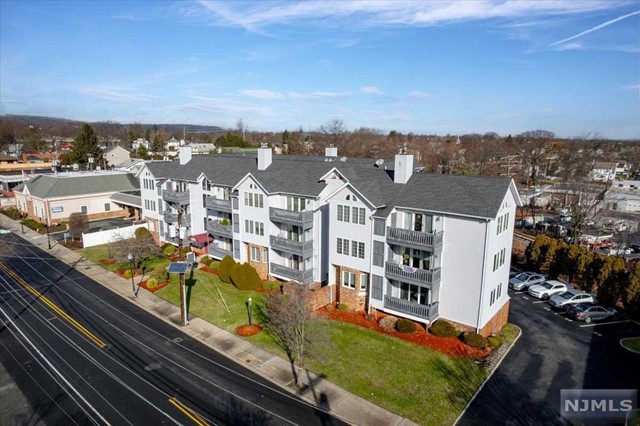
[[385, 262, 441, 287], [269, 207, 313, 227], [386, 227, 443, 251], [383, 296, 439, 321], [207, 221, 232, 238], [164, 211, 190, 224], [209, 245, 232, 260], [270, 235, 313, 257], [205, 196, 232, 213], [270, 263, 314, 284], [162, 189, 190, 205]]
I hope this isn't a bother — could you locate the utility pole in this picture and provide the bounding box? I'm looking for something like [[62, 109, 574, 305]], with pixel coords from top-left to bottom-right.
[[177, 205, 188, 326]]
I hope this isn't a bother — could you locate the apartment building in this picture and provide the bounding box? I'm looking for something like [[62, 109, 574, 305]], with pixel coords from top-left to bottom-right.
[[137, 146, 520, 335]]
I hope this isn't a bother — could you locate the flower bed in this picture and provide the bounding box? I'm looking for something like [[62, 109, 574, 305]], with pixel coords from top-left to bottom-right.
[[236, 324, 262, 336], [139, 280, 171, 293], [101, 258, 117, 265], [318, 307, 489, 359], [199, 266, 219, 275]]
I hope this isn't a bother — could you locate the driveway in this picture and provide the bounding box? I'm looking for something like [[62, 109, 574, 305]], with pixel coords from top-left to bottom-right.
[[458, 281, 640, 425]]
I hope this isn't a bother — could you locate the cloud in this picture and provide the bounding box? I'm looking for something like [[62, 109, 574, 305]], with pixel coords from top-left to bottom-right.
[[192, 0, 624, 30], [553, 42, 584, 51], [79, 88, 156, 103], [171, 95, 274, 116], [408, 91, 432, 100], [240, 89, 284, 100], [361, 86, 384, 95], [550, 9, 640, 47]]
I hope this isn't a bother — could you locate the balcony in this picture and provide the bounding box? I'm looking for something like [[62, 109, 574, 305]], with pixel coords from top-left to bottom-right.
[[386, 227, 443, 251], [385, 262, 441, 287], [383, 296, 439, 321], [209, 245, 232, 260], [164, 211, 191, 224], [270, 235, 313, 258], [207, 221, 232, 238], [205, 196, 232, 213], [162, 189, 190, 205], [269, 207, 313, 227], [270, 263, 314, 284]]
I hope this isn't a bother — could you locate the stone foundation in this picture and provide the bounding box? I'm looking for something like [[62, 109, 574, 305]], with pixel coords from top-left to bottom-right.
[[335, 265, 368, 312], [246, 243, 269, 280], [479, 299, 510, 337]]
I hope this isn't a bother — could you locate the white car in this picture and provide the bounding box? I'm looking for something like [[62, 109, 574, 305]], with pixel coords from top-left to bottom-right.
[[0, 228, 11, 234], [528, 280, 568, 300], [549, 290, 596, 309], [509, 272, 546, 291]]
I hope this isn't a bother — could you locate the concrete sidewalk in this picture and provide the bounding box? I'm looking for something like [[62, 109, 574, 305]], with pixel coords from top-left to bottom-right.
[[0, 216, 418, 426]]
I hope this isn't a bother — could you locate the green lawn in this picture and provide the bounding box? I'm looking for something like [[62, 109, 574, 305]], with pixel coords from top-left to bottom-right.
[[78, 245, 170, 273], [621, 337, 640, 352]]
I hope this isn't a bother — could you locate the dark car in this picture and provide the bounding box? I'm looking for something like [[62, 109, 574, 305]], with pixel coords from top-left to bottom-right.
[[565, 303, 616, 323]]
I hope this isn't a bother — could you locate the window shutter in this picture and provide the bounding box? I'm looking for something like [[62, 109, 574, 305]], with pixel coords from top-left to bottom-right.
[[373, 241, 384, 267], [372, 275, 383, 300]]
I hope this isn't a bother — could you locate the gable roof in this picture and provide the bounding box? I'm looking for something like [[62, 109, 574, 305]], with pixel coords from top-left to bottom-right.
[[14, 172, 139, 198]]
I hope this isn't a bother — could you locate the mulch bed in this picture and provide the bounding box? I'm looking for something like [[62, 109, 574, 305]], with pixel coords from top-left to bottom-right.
[[139, 280, 171, 293], [101, 259, 117, 265], [236, 324, 262, 336], [317, 307, 489, 359], [199, 266, 219, 275]]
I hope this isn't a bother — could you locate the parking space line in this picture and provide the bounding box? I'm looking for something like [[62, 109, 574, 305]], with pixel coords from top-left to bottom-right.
[[522, 296, 530, 300], [532, 301, 547, 304], [579, 320, 631, 328]]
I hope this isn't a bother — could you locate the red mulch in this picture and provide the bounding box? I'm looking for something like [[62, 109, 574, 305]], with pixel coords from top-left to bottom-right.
[[317, 307, 489, 359], [101, 259, 117, 265], [139, 280, 171, 293], [199, 266, 219, 275], [236, 324, 262, 336]]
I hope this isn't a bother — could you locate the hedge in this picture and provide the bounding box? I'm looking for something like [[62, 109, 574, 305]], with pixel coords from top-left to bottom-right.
[[230, 262, 261, 291], [430, 320, 458, 337], [200, 256, 213, 266], [219, 256, 236, 283], [487, 336, 502, 347], [147, 278, 158, 289], [379, 316, 398, 332], [151, 267, 167, 282], [337, 303, 348, 311], [134, 227, 152, 240], [463, 331, 489, 348], [396, 318, 417, 333], [163, 245, 176, 255]]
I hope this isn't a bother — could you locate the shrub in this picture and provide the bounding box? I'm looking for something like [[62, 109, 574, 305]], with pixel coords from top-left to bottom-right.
[[200, 256, 213, 266], [396, 318, 417, 333], [151, 267, 167, 282], [134, 227, 152, 240], [230, 262, 261, 291], [219, 256, 236, 283], [337, 303, 348, 311], [379, 316, 398, 332], [163, 245, 176, 255], [487, 336, 502, 347], [123, 269, 133, 279], [147, 278, 158, 289], [182, 246, 190, 254], [262, 281, 281, 292], [463, 332, 489, 348], [430, 320, 458, 338]]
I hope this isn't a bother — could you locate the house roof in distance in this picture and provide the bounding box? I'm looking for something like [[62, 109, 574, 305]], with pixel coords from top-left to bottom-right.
[[14, 171, 139, 198]]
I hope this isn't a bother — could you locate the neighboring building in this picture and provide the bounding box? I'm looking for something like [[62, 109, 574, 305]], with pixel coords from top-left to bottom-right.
[[604, 180, 640, 213], [132, 138, 150, 152], [13, 171, 140, 224], [165, 137, 181, 152], [103, 145, 130, 168], [137, 146, 520, 336], [0, 154, 20, 165], [190, 143, 216, 155], [590, 161, 617, 182]]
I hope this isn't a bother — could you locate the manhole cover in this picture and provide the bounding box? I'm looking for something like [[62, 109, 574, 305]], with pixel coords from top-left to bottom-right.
[[144, 363, 161, 372], [172, 337, 183, 343]]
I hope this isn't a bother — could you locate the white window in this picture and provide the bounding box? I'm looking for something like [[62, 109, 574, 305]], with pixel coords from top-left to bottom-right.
[[342, 271, 356, 289], [251, 247, 260, 262], [337, 205, 344, 222], [358, 242, 365, 259], [497, 282, 502, 299], [351, 240, 358, 257], [287, 196, 306, 212], [337, 238, 343, 254], [104, 203, 110, 212], [359, 274, 368, 291], [344, 206, 350, 223], [343, 238, 350, 254], [257, 222, 264, 236], [490, 289, 496, 306], [254, 193, 263, 208], [81, 206, 87, 214]]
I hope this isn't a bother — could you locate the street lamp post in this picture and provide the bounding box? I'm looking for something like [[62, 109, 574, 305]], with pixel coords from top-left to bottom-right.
[[247, 297, 253, 326], [127, 253, 136, 298], [20, 212, 25, 234], [46, 217, 52, 249]]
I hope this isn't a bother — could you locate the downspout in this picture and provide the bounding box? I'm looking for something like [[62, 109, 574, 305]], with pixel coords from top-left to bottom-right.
[[476, 219, 490, 333]]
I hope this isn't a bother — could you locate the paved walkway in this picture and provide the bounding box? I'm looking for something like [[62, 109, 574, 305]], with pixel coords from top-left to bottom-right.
[[0, 216, 418, 426]]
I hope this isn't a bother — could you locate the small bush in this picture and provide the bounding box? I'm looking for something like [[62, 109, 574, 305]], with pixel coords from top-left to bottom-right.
[[151, 267, 167, 282], [230, 262, 261, 291], [487, 336, 502, 347], [337, 303, 348, 311], [147, 278, 158, 289], [396, 318, 417, 333], [163, 245, 176, 255], [379, 316, 398, 332], [134, 227, 152, 240], [123, 269, 133, 279], [463, 332, 489, 348], [262, 281, 281, 292], [219, 256, 236, 283], [182, 246, 190, 254], [200, 256, 213, 266], [430, 320, 458, 338]]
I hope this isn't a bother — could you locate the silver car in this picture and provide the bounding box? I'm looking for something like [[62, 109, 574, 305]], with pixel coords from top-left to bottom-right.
[[528, 280, 568, 300], [566, 303, 616, 323], [509, 272, 546, 291], [549, 289, 595, 309]]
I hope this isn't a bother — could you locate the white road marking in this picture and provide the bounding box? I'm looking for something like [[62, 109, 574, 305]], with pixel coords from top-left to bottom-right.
[[594, 332, 603, 336], [544, 307, 551, 311], [522, 296, 529, 300], [533, 301, 547, 304], [579, 320, 631, 328]]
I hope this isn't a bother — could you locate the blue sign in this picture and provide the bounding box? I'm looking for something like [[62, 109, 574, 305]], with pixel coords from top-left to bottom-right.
[[51, 206, 64, 213]]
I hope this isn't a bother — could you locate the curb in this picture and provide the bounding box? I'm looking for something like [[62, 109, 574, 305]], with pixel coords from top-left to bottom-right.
[[619, 337, 640, 354], [453, 324, 523, 426]]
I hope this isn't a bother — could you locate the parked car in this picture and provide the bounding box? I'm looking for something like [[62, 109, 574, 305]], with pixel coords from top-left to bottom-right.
[[509, 272, 546, 291], [549, 289, 596, 309], [528, 280, 568, 300], [566, 303, 616, 323]]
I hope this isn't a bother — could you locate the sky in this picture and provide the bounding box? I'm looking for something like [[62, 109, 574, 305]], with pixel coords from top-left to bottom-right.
[[1, 1, 639, 139]]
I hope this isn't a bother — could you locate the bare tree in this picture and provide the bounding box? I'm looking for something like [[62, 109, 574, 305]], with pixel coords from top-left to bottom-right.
[[259, 284, 322, 388], [110, 229, 159, 268], [68, 213, 89, 240], [566, 182, 604, 245]]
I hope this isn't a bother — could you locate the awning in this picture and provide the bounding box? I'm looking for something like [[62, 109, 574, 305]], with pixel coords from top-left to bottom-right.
[[189, 233, 213, 244]]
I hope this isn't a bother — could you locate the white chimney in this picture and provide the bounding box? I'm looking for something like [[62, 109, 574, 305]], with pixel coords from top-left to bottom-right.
[[257, 143, 272, 170], [179, 146, 192, 165], [325, 144, 338, 157], [394, 148, 414, 184]]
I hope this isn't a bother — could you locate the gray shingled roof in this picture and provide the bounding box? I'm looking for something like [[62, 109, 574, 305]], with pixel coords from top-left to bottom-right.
[[14, 173, 139, 198], [144, 154, 513, 219], [110, 191, 142, 208]]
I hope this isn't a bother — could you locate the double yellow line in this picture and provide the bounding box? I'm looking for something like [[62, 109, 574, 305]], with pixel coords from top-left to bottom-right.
[[0, 261, 108, 349], [168, 397, 210, 426]]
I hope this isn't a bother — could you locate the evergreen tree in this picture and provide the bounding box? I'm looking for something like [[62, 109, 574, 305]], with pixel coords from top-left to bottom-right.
[[70, 124, 102, 167]]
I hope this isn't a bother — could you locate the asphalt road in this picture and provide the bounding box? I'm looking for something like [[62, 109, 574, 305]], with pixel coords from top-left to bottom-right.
[[0, 232, 344, 426], [458, 285, 640, 425]]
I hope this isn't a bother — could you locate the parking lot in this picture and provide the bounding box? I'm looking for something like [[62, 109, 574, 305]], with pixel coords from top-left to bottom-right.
[[459, 271, 640, 425]]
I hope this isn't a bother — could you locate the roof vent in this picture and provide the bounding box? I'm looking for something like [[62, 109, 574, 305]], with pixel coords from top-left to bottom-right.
[[374, 159, 384, 168], [339, 156, 347, 162]]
